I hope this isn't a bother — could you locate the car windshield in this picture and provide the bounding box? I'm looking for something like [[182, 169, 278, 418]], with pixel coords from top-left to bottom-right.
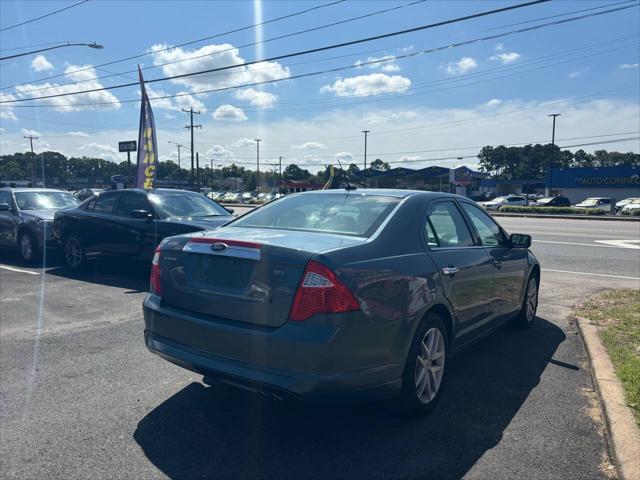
[[14, 191, 79, 210], [491, 196, 508, 202], [148, 192, 229, 218], [631, 198, 640, 204], [579, 198, 601, 206], [231, 193, 401, 237], [537, 197, 554, 203]]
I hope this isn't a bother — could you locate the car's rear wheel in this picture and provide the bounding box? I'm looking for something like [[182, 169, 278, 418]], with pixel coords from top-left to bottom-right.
[[399, 313, 449, 417], [64, 235, 86, 271], [512, 274, 539, 329], [18, 231, 40, 264]]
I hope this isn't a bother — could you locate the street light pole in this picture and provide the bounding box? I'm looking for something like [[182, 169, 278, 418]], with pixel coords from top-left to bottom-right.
[[548, 113, 561, 196], [24, 134, 38, 185], [362, 130, 370, 188], [255, 138, 261, 194], [168, 141, 184, 189], [0, 42, 103, 61]]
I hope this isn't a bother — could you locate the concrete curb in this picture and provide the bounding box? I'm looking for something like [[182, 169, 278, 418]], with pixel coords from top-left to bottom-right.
[[576, 317, 640, 480], [491, 212, 640, 221]]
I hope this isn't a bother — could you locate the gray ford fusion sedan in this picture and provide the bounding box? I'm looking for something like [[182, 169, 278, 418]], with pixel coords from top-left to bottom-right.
[[143, 189, 539, 415]]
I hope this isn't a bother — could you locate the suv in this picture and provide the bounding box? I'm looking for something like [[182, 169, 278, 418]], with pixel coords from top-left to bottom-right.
[[574, 197, 612, 212], [0, 188, 80, 262]]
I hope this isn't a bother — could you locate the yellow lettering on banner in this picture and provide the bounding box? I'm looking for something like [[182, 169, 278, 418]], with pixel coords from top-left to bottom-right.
[[143, 177, 154, 189], [145, 165, 156, 177]]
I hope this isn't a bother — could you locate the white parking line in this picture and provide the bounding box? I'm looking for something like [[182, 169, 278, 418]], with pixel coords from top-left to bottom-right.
[[534, 240, 635, 249], [0, 265, 40, 275], [542, 269, 640, 281], [594, 239, 640, 250]]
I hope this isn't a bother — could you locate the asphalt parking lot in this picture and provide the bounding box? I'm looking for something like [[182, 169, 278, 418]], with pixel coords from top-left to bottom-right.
[[1, 215, 638, 479]]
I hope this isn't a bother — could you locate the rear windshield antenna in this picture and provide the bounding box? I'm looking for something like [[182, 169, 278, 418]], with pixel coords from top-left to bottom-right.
[[334, 156, 357, 191]]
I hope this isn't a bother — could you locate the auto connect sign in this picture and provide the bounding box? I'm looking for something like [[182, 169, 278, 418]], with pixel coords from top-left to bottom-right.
[[552, 166, 640, 189]]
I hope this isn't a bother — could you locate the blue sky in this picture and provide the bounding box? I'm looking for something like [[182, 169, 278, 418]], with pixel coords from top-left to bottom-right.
[[1, 0, 638, 171]]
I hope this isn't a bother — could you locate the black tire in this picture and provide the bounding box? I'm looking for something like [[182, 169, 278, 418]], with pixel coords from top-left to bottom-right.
[[512, 273, 539, 329], [63, 234, 87, 271], [18, 230, 40, 264], [398, 313, 450, 417]]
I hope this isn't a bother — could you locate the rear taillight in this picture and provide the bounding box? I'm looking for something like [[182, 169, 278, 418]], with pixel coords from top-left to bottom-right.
[[150, 247, 162, 295], [289, 260, 360, 321]]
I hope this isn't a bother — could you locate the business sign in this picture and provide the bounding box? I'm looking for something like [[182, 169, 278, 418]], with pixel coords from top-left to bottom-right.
[[118, 141, 137, 152], [552, 166, 640, 189]]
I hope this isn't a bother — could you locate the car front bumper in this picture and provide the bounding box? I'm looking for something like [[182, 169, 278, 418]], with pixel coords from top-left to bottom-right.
[[143, 294, 404, 402]]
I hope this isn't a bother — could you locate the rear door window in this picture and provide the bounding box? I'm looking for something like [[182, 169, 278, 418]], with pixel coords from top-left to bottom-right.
[[116, 193, 150, 217], [426, 201, 474, 248], [91, 193, 118, 214]]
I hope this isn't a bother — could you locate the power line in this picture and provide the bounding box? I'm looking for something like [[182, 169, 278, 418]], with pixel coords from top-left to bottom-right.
[[5, 0, 427, 96], [0, 0, 347, 90], [0, 0, 91, 32], [0, 0, 552, 105]]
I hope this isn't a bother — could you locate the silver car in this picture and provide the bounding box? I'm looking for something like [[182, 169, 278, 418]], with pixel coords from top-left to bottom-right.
[[0, 188, 80, 262]]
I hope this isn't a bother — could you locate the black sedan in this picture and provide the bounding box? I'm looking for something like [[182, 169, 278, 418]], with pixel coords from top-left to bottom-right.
[[533, 196, 571, 207], [143, 189, 539, 415], [53, 188, 234, 270]]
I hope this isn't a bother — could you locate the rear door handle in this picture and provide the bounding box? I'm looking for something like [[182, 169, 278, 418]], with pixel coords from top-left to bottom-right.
[[442, 266, 459, 276]]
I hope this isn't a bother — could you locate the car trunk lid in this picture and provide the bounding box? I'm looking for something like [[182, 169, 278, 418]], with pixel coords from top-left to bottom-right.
[[159, 227, 365, 328]]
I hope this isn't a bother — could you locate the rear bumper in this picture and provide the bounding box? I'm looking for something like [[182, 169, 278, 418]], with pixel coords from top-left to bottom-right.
[[143, 294, 404, 402]]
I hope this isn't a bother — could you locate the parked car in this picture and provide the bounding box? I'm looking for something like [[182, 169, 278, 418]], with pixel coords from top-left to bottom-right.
[[53, 189, 234, 270], [621, 198, 640, 214], [222, 192, 241, 203], [533, 196, 571, 207], [0, 188, 80, 262], [615, 197, 638, 212], [573, 197, 612, 212], [241, 192, 253, 203], [143, 189, 539, 416], [479, 195, 526, 210]]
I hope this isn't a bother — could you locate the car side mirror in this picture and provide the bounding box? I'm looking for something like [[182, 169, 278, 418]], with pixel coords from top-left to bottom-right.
[[225, 207, 234, 214], [0, 202, 11, 212], [131, 209, 153, 221], [510, 233, 532, 249]]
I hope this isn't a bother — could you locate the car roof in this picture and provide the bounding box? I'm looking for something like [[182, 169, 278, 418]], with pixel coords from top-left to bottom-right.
[[0, 187, 68, 193], [294, 188, 462, 199]]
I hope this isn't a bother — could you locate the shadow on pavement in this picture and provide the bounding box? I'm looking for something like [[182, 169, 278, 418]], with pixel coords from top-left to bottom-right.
[[134, 317, 565, 480], [45, 257, 150, 293]]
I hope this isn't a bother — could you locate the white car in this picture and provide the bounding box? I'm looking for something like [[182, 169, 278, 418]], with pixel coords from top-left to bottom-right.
[[574, 197, 612, 212], [615, 197, 638, 212], [480, 195, 527, 210], [222, 192, 241, 203], [621, 198, 640, 214]]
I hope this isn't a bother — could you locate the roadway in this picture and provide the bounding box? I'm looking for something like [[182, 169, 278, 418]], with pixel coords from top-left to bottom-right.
[[0, 216, 638, 479]]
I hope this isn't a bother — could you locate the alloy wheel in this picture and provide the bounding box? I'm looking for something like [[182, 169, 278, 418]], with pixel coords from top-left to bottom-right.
[[415, 327, 446, 404], [526, 277, 538, 323], [20, 234, 32, 261], [65, 237, 82, 268]]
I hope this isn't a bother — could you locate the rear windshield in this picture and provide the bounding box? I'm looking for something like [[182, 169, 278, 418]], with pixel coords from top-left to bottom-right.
[[231, 193, 401, 237]]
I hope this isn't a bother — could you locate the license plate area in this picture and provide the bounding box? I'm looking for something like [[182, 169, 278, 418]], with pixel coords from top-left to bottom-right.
[[190, 254, 255, 289]]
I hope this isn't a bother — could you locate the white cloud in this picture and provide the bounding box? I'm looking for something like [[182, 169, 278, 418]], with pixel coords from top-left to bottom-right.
[[31, 55, 54, 72], [489, 52, 520, 64], [212, 104, 247, 121], [149, 43, 290, 91], [400, 155, 423, 162], [144, 85, 206, 113], [234, 88, 277, 108], [0, 127, 5, 133], [619, 63, 639, 69], [79, 142, 118, 154], [494, 43, 504, 52], [205, 144, 234, 160], [335, 152, 353, 161], [66, 131, 89, 137], [21, 128, 42, 136], [231, 137, 257, 148], [14, 64, 121, 112], [485, 98, 502, 107], [363, 111, 418, 125], [291, 141, 327, 151], [446, 57, 477, 75], [321, 73, 411, 97], [355, 55, 400, 72], [568, 71, 582, 79], [0, 92, 17, 121]]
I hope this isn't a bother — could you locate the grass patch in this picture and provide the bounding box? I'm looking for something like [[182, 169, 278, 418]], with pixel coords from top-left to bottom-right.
[[576, 289, 640, 426]]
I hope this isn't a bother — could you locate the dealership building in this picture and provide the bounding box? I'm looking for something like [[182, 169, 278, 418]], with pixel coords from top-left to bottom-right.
[[479, 165, 640, 203]]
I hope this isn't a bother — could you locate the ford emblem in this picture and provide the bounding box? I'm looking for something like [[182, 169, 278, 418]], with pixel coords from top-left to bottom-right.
[[210, 242, 228, 252]]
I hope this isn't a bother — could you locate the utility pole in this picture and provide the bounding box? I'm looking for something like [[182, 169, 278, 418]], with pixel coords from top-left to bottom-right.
[[279, 156, 283, 194], [182, 107, 201, 191], [548, 113, 561, 196], [168, 141, 184, 189], [525, 145, 532, 205], [196, 152, 201, 191], [362, 130, 370, 188], [24, 135, 38, 186], [255, 138, 261, 194]]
